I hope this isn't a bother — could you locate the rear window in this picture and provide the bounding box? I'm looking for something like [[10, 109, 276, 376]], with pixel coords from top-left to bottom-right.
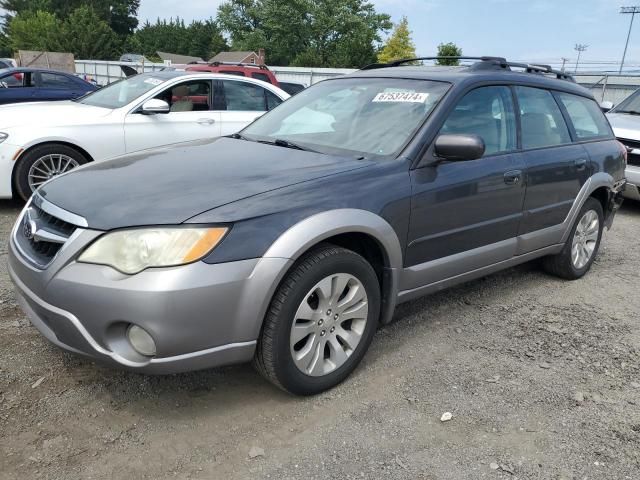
[[557, 93, 612, 140], [516, 87, 572, 149], [220, 70, 245, 77], [252, 72, 272, 84]]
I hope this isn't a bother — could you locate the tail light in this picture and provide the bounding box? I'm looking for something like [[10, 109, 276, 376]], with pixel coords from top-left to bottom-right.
[[617, 140, 629, 166]]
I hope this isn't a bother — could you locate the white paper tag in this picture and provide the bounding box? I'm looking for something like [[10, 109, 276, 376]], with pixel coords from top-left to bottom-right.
[[144, 78, 164, 86], [372, 92, 429, 103]]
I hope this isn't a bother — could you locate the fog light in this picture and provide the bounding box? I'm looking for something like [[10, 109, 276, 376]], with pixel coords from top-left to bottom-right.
[[127, 325, 156, 356]]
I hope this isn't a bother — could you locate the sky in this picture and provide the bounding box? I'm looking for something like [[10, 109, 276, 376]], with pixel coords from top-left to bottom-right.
[[4, 1, 640, 68], [137, 0, 640, 69]]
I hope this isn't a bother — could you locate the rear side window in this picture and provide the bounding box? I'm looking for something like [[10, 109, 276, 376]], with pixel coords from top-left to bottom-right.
[[440, 86, 516, 156], [265, 89, 282, 110], [220, 70, 245, 77], [252, 72, 272, 84], [557, 93, 612, 140], [516, 87, 571, 149], [40, 73, 78, 89], [221, 80, 266, 111]]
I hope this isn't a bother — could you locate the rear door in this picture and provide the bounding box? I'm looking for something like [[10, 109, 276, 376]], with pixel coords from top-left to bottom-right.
[[516, 86, 590, 248], [406, 85, 526, 284], [214, 79, 282, 136], [124, 79, 221, 153]]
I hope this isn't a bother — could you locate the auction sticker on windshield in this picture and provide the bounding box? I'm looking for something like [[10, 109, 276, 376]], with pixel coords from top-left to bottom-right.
[[372, 92, 429, 103]]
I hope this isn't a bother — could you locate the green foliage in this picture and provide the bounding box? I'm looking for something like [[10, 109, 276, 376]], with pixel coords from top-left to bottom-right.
[[0, 31, 11, 56], [58, 6, 120, 59], [217, 0, 392, 67], [7, 10, 61, 52], [377, 16, 416, 64], [133, 18, 228, 61], [436, 42, 462, 65]]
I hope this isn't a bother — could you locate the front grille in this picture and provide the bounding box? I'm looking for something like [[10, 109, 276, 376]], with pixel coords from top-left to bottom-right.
[[14, 202, 78, 268], [617, 138, 640, 166]]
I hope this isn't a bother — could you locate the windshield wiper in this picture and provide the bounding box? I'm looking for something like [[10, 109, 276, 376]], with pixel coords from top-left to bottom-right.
[[227, 132, 252, 141], [616, 109, 640, 115], [259, 138, 318, 153]]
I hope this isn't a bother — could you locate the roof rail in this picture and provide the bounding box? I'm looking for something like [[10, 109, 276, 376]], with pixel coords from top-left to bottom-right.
[[361, 56, 575, 82], [207, 61, 270, 70]]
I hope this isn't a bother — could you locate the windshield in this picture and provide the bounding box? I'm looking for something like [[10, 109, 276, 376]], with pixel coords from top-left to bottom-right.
[[77, 75, 167, 109], [242, 77, 450, 159], [612, 88, 640, 114]]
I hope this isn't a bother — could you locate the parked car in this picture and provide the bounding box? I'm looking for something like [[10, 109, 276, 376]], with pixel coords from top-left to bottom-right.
[[0, 58, 17, 69], [186, 62, 280, 87], [0, 68, 96, 105], [279, 81, 307, 96], [605, 90, 640, 200], [0, 71, 289, 200], [8, 57, 625, 395]]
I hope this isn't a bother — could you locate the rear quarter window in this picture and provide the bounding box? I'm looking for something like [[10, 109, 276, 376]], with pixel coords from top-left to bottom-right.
[[557, 93, 613, 140]]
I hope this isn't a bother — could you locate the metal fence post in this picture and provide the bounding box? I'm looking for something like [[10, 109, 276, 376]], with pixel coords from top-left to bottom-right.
[[602, 74, 608, 102]]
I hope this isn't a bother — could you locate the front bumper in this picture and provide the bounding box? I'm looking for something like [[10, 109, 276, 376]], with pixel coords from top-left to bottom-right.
[[623, 165, 640, 201], [8, 211, 292, 374]]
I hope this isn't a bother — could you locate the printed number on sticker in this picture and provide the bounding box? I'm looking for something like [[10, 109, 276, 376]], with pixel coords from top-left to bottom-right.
[[373, 92, 429, 103]]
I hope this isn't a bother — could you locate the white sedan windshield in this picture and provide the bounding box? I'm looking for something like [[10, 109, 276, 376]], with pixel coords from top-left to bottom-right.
[[243, 77, 450, 158], [78, 75, 167, 109]]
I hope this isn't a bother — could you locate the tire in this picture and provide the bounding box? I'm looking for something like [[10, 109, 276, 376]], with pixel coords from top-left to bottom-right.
[[14, 144, 88, 201], [542, 197, 604, 280], [253, 244, 381, 395]]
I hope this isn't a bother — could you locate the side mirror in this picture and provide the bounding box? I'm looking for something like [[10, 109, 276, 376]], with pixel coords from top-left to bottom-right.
[[141, 99, 170, 115], [434, 134, 485, 161], [600, 101, 614, 113]]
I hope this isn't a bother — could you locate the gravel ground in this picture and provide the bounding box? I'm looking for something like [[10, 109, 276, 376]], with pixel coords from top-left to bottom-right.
[[0, 199, 639, 480]]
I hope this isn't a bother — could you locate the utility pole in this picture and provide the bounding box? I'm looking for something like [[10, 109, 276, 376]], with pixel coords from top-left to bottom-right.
[[574, 44, 588, 73], [620, 6, 640, 73]]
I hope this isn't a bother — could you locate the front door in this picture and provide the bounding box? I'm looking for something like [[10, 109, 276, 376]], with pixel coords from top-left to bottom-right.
[[124, 79, 221, 153], [405, 86, 526, 289]]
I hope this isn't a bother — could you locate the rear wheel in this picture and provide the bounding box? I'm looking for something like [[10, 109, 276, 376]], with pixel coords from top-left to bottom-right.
[[14, 144, 88, 201], [542, 197, 604, 280], [253, 244, 381, 395]]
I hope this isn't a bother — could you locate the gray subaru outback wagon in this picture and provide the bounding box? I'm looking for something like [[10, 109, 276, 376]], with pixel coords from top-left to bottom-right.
[[9, 57, 626, 395]]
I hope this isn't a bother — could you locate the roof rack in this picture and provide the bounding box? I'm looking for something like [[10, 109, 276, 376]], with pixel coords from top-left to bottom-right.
[[361, 56, 575, 82], [207, 61, 270, 70]]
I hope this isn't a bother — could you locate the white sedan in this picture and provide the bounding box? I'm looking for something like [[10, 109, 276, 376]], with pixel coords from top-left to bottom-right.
[[0, 71, 289, 200]]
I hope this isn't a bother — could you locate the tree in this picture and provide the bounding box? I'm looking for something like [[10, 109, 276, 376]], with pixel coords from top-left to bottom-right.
[[376, 16, 415, 64], [58, 6, 119, 59], [217, 0, 392, 67], [436, 42, 462, 65], [7, 10, 61, 52], [0, 0, 139, 36]]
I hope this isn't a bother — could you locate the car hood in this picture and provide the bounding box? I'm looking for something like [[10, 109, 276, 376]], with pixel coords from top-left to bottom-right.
[[38, 138, 372, 230], [0, 100, 113, 129], [606, 112, 640, 140]]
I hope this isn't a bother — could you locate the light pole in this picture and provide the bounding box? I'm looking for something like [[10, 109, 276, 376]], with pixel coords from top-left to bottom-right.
[[574, 44, 588, 73], [620, 6, 640, 73]]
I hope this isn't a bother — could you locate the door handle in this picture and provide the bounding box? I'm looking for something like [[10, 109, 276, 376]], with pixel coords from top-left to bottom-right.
[[575, 158, 587, 171], [197, 118, 216, 125], [504, 169, 522, 185]]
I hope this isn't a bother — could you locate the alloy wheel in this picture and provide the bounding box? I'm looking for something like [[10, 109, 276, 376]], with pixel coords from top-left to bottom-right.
[[28, 154, 80, 192], [571, 209, 599, 269], [290, 273, 369, 377]]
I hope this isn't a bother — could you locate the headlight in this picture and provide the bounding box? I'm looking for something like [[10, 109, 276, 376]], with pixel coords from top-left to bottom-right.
[[78, 227, 228, 274], [0, 133, 8, 144]]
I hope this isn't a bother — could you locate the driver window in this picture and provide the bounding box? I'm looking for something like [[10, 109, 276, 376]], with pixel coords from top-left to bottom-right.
[[440, 86, 517, 156], [155, 80, 211, 113]]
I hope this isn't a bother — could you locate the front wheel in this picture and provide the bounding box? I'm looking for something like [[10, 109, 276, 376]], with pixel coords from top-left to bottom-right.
[[253, 244, 381, 395], [14, 144, 88, 201], [542, 197, 604, 280]]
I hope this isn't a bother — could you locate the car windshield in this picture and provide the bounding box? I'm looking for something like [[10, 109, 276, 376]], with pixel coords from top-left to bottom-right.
[[242, 77, 450, 159], [612, 89, 640, 114], [77, 75, 167, 109]]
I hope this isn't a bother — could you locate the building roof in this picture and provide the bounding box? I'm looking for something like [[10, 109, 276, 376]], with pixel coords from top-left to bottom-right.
[[157, 51, 204, 64], [209, 51, 257, 63]]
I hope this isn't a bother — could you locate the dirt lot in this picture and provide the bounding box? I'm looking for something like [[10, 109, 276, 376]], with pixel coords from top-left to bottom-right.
[[0, 199, 639, 480]]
